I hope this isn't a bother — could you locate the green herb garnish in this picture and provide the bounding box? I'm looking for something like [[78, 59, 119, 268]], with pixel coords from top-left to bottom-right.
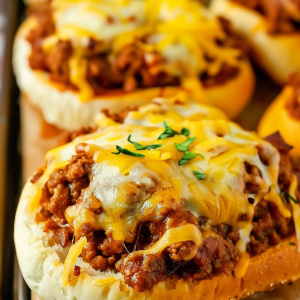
[[290, 242, 296, 246], [158, 121, 180, 140], [281, 192, 288, 204], [178, 151, 204, 166], [128, 134, 162, 150], [181, 128, 190, 137], [175, 137, 196, 152], [112, 145, 145, 158], [192, 171, 206, 180], [281, 191, 298, 204]]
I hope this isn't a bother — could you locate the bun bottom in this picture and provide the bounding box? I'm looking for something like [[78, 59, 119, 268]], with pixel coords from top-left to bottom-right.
[[15, 180, 300, 300], [210, 0, 300, 85], [258, 86, 300, 157], [13, 17, 255, 131]]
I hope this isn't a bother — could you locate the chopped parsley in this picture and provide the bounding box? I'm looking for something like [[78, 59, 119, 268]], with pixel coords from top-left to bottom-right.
[[112, 145, 145, 158], [181, 127, 190, 137], [290, 242, 296, 246], [175, 137, 196, 152], [280, 192, 288, 204], [178, 151, 204, 166], [158, 121, 180, 140], [192, 171, 206, 180], [158, 122, 190, 140], [281, 191, 298, 204], [128, 134, 162, 150]]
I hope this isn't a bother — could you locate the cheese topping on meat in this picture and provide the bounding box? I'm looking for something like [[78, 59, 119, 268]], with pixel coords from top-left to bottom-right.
[[28, 98, 298, 280], [41, 0, 242, 101]]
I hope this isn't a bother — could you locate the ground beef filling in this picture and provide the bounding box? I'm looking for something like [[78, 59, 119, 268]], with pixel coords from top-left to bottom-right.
[[32, 138, 297, 291], [34, 144, 94, 246], [232, 0, 300, 34], [26, 9, 245, 94]]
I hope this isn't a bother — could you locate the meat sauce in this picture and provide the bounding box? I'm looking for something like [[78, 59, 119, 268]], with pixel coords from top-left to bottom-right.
[[31, 132, 299, 291], [25, 7, 246, 94]]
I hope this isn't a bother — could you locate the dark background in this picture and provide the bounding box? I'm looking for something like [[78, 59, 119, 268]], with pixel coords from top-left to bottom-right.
[[0, 0, 25, 299]]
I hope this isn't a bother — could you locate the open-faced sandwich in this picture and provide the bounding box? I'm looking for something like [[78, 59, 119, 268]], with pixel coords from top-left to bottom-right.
[[210, 0, 300, 85], [13, 0, 254, 131], [258, 75, 300, 158], [15, 95, 300, 300]]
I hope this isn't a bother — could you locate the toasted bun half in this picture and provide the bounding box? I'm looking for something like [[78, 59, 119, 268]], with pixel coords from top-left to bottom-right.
[[15, 179, 300, 300], [13, 16, 255, 131], [258, 86, 300, 157], [210, 0, 300, 85]]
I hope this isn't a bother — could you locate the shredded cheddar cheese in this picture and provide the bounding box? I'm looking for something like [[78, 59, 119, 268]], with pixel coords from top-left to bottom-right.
[[136, 224, 202, 261], [62, 237, 87, 287], [29, 98, 299, 283], [41, 0, 243, 101]]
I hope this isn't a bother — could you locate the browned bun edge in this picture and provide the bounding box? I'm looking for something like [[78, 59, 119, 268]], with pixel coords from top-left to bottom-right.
[[210, 0, 300, 85], [258, 86, 300, 157], [14, 16, 255, 127], [149, 237, 300, 300]]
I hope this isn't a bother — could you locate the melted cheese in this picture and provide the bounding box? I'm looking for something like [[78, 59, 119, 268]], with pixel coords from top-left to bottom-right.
[[136, 224, 202, 261], [62, 237, 87, 287], [69, 51, 94, 102], [30, 98, 299, 280], [41, 0, 242, 101], [92, 276, 117, 286], [234, 251, 250, 278]]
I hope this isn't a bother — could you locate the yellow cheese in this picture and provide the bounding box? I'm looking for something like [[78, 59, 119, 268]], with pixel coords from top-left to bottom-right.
[[69, 52, 94, 102], [182, 78, 205, 102], [62, 237, 87, 287], [28, 98, 298, 282], [92, 276, 117, 286], [136, 224, 202, 261], [264, 187, 291, 218], [42, 0, 242, 100]]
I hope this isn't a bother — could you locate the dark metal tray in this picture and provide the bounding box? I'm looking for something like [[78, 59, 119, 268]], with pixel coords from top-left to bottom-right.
[[0, 0, 24, 299]]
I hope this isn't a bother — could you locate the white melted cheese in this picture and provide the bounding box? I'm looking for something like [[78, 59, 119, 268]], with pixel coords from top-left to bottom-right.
[[51, 0, 146, 49], [30, 99, 298, 279], [94, 97, 228, 128]]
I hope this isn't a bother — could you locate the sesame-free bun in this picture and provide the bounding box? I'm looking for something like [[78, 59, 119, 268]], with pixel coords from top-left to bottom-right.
[[210, 0, 300, 85], [258, 85, 300, 157], [13, 16, 255, 131], [15, 179, 300, 300]]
